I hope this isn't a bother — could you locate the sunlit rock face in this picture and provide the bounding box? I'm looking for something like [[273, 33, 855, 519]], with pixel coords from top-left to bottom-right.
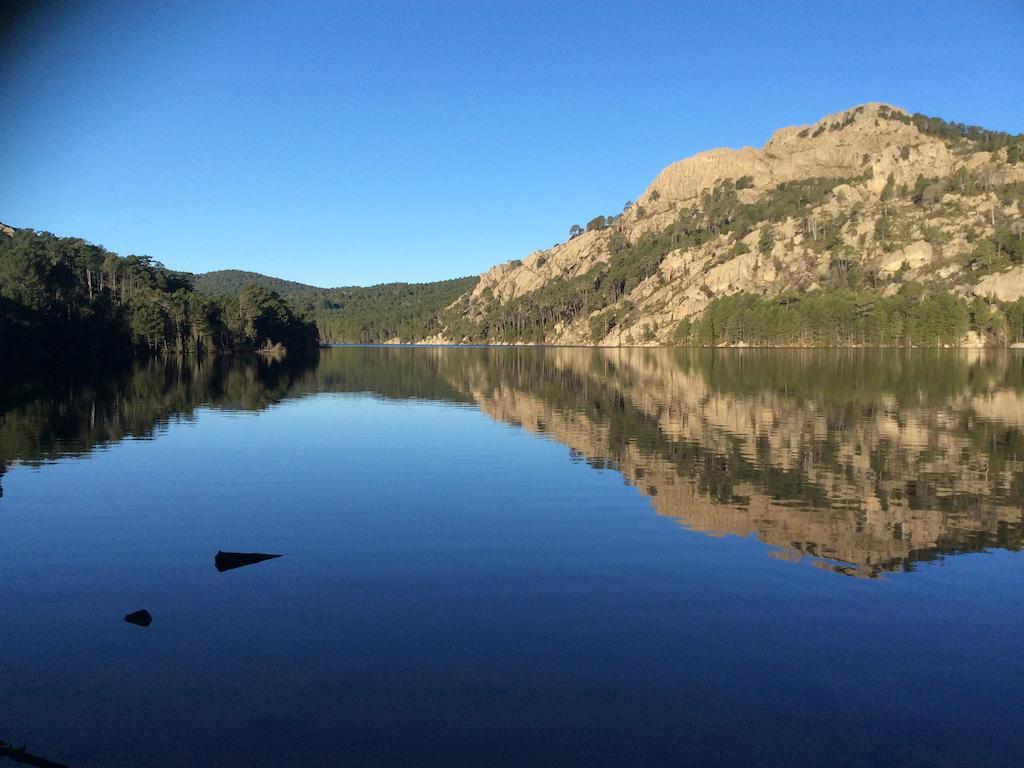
[[445, 103, 1024, 345]]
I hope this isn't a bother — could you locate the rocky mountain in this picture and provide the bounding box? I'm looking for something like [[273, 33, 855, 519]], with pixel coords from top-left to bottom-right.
[[436, 103, 1024, 346]]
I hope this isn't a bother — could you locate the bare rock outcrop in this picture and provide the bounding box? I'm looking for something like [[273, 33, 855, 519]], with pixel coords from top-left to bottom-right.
[[441, 104, 1024, 346]]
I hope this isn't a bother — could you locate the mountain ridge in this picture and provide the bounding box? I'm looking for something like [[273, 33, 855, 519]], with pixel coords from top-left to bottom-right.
[[4, 103, 1023, 351], [437, 102, 1024, 347], [194, 269, 321, 295]]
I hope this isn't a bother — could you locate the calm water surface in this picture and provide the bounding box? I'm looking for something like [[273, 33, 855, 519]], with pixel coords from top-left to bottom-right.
[[1, 347, 1022, 767]]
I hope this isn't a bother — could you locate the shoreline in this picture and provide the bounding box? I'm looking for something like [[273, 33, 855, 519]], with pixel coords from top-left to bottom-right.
[[320, 341, 1024, 351]]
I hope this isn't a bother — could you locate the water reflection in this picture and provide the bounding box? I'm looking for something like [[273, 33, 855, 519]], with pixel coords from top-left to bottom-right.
[[2, 347, 1021, 577], [0, 354, 315, 497]]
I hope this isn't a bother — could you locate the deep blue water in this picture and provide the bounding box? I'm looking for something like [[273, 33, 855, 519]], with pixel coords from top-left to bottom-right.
[[1, 347, 1022, 766]]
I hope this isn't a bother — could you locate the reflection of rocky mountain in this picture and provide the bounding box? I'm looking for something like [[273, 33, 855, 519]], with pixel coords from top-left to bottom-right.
[[2, 348, 1021, 576], [437, 348, 1024, 576]]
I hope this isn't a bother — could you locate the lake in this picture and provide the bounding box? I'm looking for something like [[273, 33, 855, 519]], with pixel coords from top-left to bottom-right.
[[1, 347, 1022, 767]]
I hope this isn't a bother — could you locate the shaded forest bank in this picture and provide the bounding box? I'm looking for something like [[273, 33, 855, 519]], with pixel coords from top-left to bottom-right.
[[0, 226, 319, 366]]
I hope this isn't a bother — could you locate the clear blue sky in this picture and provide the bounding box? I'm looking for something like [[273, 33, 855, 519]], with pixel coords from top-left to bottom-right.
[[1, 0, 1022, 287]]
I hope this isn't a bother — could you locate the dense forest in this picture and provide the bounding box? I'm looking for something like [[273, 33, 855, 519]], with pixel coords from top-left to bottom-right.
[[192, 269, 323, 296], [0, 225, 318, 365], [195, 270, 478, 343], [679, 289, 1024, 347]]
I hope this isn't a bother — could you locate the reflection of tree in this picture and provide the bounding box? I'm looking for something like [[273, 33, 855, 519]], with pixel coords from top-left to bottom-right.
[[0, 354, 317, 492], [2, 347, 1021, 576]]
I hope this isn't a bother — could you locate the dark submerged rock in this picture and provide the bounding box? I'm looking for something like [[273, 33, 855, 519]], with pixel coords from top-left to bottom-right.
[[0, 739, 71, 768], [124, 609, 152, 627], [215, 551, 282, 572]]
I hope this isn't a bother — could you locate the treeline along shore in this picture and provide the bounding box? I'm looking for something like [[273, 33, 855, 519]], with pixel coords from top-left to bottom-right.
[[4, 217, 1024, 368], [0, 225, 319, 366]]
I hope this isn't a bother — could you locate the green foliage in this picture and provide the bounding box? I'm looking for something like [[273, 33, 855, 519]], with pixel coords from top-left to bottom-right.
[[874, 215, 893, 242], [677, 290, 980, 347], [992, 222, 1024, 264], [920, 224, 947, 245], [911, 174, 930, 203], [1006, 299, 1024, 343], [969, 297, 992, 329], [192, 269, 316, 296], [586, 215, 608, 232], [672, 317, 692, 344], [969, 222, 1024, 270], [730, 240, 751, 257], [0, 227, 318, 364], [879, 106, 1024, 154], [589, 312, 609, 343], [880, 172, 896, 201], [315, 278, 479, 342], [195, 268, 478, 343], [234, 284, 317, 350]]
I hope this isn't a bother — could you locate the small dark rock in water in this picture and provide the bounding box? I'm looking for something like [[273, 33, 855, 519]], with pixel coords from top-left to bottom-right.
[[124, 609, 152, 627], [215, 551, 282, 572], [0, 739, 71, 768]]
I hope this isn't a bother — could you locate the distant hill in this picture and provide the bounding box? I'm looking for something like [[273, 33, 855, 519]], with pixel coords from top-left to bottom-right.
[[194, 269, 320, 296], [194, 269, 479, 343]]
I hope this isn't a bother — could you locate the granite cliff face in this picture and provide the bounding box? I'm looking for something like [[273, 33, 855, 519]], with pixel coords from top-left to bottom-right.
[[438, 104, 1024, 346]]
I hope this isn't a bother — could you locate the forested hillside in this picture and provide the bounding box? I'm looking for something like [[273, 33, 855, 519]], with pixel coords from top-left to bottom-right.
[[193, 269, 321, 297], [0, 225, 318, 365], [195, 270, 478, 343]]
